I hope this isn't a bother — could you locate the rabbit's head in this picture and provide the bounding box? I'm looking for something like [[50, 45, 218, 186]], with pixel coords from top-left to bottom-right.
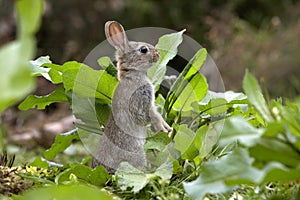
[[105, 21, 159, 79]]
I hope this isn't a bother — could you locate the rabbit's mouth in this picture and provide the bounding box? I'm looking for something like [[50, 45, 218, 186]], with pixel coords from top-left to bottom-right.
[[152, 49, 160, 63]]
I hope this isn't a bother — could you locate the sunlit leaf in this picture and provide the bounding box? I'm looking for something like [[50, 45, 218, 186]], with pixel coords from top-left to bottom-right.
[[148, 30, 185, 91], [165, 49, 208, 117]]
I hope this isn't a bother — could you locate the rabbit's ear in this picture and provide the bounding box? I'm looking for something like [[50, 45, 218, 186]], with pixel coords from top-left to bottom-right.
[[105, 21, 129, 52]]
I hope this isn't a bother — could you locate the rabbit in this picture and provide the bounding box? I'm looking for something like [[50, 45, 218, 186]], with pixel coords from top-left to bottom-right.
[[92, 21, 172, 173]]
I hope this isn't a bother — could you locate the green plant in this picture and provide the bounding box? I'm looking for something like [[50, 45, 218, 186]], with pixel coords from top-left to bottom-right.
[[0, 0, 43, 114], [9, 22, 300, 200], [1, 1, 300, 199]]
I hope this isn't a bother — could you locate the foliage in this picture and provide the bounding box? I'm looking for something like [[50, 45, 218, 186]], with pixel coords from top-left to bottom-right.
[[1, 0, 300, 199], [183, 72, 300, 199], [0, 0, 43, 113]]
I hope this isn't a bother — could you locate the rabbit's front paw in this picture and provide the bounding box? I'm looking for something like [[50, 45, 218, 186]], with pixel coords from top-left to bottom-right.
[[155, 120, 173, 133]]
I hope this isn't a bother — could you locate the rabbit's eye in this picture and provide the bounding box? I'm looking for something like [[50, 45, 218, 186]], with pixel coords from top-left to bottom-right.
[[139, 46, 148, 54]]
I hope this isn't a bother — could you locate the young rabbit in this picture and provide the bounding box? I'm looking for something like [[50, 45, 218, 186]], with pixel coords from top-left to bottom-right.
[[92, 21, 172, 173]]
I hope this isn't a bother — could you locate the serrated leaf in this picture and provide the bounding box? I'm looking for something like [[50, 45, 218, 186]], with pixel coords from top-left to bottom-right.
[[243, 71, 273, 122], [18, 87, 67, 110], [29, 56, 64, 84], [44, 129, 79, 160], [148, 30, 185, 91], [30, 56, 52, 75]]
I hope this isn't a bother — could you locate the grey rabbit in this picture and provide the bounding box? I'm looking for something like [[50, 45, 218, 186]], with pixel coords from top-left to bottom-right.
[[92, 21, 172, 173]]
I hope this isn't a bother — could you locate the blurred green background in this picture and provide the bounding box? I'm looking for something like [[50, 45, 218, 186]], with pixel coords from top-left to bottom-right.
[[1, 0, 299, 98]]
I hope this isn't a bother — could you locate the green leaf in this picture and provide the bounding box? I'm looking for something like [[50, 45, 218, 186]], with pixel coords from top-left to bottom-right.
[[63, 63, 118, 104], [218, 116, 265, 147], [30, 56, 52, 75], [44, 129, 79, 160], [18, 87, 68, 110], [144, 132, 171, 151], [183, 148, 257, 200], [116, 160, 173, 193], [55, 164, 110, 186], [29, 157, 49, 168], [198, 98, 228, 116], [165, 49, 208, 116], [184, 148, 300, 199], [0, 0, 43, 113], [97, 56, 117, 78], [243, 71, 273, 122], [17, 184, 113, 200], [249, 138, 300, 167], [116, 162, 149, 193], [223, 90, 248, 104], [148, 30, 185, 91], [30, 56, 63, 84], [174, 124, 199, 160], [277, 101, 300, 137], [197, 124, 220, 159], [154, 159, 173, 180], [0, 41, 35, 113], [16, 0, 43, 38]]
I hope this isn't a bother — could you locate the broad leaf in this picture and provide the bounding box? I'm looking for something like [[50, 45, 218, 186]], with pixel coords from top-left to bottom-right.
[[0, 0, 43, 113], [183, 148, 261, 200], [55, 164, 109, 186], [249, 138, 300, 168], [116, 160, 173, 193], [148, 30, 185, 91], [18, 87, 68, 110], [218, 116, 265, 147], [18, 184, 113, 200], [0, 41, 35, 113], [184, 148, 300, 199], [117, 162, 149, 193], [63, 64, 118, 104], [144, 132, 171, 151]]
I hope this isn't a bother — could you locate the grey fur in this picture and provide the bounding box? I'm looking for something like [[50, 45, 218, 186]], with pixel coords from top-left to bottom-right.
[[93, 21, 172, 173]]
